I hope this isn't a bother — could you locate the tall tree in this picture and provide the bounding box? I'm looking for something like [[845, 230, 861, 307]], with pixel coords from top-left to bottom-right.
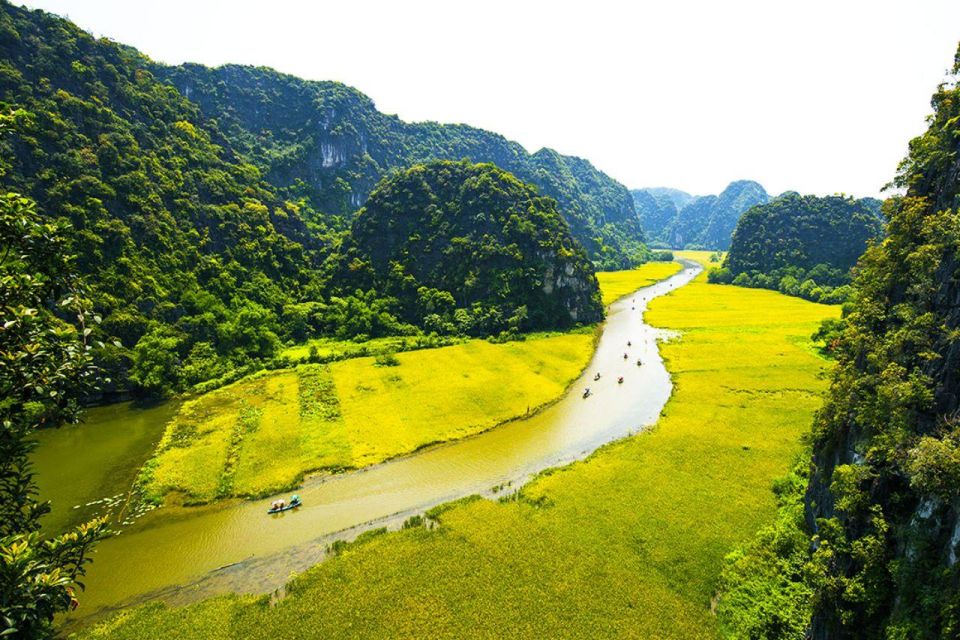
[[0, 179, 105, 637]]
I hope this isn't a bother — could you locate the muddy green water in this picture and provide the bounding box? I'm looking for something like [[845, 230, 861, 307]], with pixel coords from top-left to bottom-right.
[[42, 261, 701, 628], [32, 401, 180, 535]]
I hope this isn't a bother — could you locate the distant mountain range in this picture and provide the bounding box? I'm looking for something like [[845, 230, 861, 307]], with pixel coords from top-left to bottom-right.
[[631, 181, 770, 250]]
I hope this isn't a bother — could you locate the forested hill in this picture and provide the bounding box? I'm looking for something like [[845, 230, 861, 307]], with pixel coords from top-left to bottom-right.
[[153, 63, 648, 269], [0, 1, 327, 395], [331, 161, 603, 335], [802, 47, 960, 637], [632, 180, 769, 249], [717, 44, 960, 638], [631, 189, 682, 244], [710, 193, 884, 303], [0, 1, 612, 397]]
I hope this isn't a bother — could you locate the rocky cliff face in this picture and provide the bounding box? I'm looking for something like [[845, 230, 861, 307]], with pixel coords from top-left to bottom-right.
[[803, 47, 960, 638]]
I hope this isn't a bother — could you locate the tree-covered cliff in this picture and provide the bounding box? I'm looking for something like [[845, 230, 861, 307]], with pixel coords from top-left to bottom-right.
[[802, 45, 960, 638], [153, 63, 648, 269], [717, 43, 960, 639], [632, 180, 769, 249], [330, 161, 603, 336], [709, 193, 884, 303]]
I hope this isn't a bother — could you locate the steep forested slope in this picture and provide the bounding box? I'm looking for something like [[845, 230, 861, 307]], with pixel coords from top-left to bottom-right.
[[631, 188, 680, 245], [331, 161, 603, 334], [153, 63, 648, 269], [802, 47, 960, 639], [0, 1, 637, 397], [710, 193, 884, 303], [632, 180, 768, 249], [0, 1, 325, 395], [718, 44, 960, 639]]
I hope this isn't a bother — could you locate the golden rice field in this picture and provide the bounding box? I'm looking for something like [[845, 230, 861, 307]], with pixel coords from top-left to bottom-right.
[[87, 252, 838, 638], [140, 334, 595, 503], [595, 260, 682, 306]]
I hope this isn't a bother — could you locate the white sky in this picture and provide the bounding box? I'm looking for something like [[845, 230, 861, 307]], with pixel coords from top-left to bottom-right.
[[19, 0, 960, 198]]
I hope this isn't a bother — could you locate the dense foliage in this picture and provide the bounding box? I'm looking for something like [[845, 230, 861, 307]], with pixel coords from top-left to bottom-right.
[[0, 1, 634, 398], [0, 189, 105, 638], [708, 193, 884, 304], [0, 2, 330, 397], [718, 44, 960, 639], [632, 181, 769, 249], [717, 460, 814, 640], [330, 161, 603, 336], [154, 63, 649, 270]]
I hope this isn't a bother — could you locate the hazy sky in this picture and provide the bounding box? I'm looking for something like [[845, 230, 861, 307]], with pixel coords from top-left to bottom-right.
[[20, 0, 960, 197]]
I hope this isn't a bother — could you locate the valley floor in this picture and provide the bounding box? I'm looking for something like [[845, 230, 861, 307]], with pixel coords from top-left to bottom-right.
[[79, 253, 837, 639], [138, 261, 682, 506]]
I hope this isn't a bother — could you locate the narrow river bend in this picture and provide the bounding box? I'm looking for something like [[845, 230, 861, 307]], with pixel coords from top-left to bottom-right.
[[62, 260, 702, 626]]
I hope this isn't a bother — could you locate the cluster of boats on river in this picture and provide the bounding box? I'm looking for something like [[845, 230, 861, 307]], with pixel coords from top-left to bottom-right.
[[582, 296, 645, 400]]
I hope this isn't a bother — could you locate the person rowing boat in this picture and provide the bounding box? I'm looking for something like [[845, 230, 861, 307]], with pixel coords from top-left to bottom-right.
[[268, 494, 302, 514]]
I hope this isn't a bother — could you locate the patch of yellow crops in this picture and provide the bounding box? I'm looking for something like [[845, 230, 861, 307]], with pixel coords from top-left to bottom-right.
[[596, 260, 682, 306], [141, 334, 594, 503], [232, 373, 304, 497], [672, 249, 723, 268], [95, 264, 839, 639], [331, 336, 593, 467], [142, 371, 305, 503]]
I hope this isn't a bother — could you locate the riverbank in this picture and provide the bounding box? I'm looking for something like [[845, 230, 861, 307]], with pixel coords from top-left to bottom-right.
[[77, 253, 837, 639]]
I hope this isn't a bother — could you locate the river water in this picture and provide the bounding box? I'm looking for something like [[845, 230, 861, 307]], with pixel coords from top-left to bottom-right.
[[48, 260, 701, 627], [32, 400, 180, 535]]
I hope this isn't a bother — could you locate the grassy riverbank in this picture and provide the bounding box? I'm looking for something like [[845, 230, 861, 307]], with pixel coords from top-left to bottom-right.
[[596, 260, 682, 306], [80, 253, 837, 639]]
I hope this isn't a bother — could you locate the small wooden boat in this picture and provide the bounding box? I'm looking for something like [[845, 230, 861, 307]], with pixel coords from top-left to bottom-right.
[[267, 495, 302, 514]]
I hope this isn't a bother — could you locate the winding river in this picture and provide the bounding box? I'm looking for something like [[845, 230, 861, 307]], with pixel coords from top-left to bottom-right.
[[46, 260, 702, 627]]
